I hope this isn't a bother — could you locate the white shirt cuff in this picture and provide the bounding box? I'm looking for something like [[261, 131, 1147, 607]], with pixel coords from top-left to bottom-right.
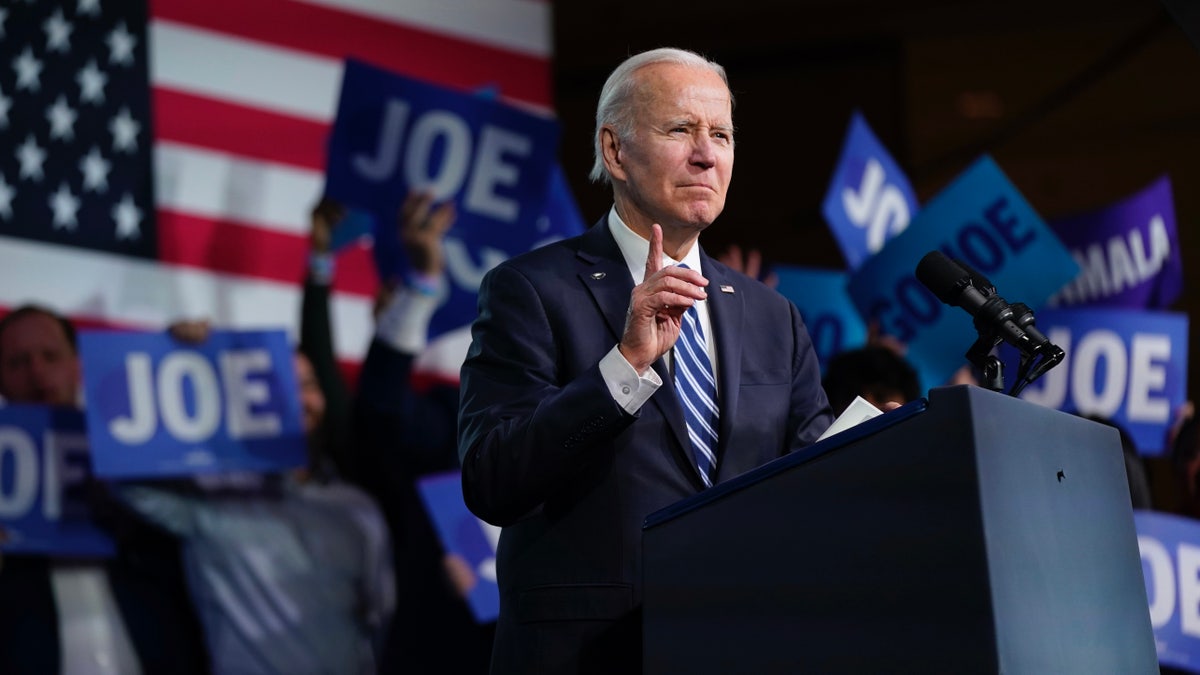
[[374, 285, 442, 354], [599, 346, 661, 414]]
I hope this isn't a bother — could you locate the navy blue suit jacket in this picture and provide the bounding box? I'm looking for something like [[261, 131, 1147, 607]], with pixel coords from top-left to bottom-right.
[[458, 220, 832, 674]]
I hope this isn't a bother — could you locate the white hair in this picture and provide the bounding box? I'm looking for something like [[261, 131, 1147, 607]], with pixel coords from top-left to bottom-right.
[[588, 47, 731, 185]]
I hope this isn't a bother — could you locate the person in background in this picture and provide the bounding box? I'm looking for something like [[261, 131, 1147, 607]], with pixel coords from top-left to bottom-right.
[[115, 333, 396, 675], [1171, 409, 1200, 518], [457, 47, 833, 673], [822, 345, 922, 416], [1078, 416, 1153, 510], [311, 193, 496, 673], [0, 304, 209, 675]]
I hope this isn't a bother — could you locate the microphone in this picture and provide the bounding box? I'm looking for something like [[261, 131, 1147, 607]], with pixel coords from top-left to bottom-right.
[[915, 250, 1064, 396], [915, 251, 1052, 359]]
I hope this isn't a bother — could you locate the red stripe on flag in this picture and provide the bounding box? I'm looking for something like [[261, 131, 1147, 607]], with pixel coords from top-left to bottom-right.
[[156, 209, 379, 298], [154, 88, 329, 172], [150, 0, 553, 107], [331, 245, 381, 299]]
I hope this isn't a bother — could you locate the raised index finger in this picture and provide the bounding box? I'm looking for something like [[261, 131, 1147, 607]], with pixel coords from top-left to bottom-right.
[[645, 223, 664, 281]]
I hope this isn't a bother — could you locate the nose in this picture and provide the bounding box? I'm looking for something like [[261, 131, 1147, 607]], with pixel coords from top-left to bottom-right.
[[689, 134, 717, 169]]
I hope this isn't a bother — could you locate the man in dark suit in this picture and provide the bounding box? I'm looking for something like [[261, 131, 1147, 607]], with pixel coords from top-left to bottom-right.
[[457, 47, 833, 674], [0, 305, 208, 674]]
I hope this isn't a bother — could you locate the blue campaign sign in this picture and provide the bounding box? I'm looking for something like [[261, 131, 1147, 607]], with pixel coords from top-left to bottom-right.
[[325, 59, 568, 340], [1005, 308, 1188, 455], [1049, 175, 1182, 310], [1135, 510, 1200, 671], [0, 406, 114, 557], [773, 265, 868, 373], [846, 155, 1079, 390], [416, 470, 500, 624], [78, 330, 306, 479], [821, 111, 920, 270]]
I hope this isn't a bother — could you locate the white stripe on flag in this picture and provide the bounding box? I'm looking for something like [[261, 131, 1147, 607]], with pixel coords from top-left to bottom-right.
[[155, 143, 324, 237], [301, 0, 552, 57], [0, 236, 374, 361], [149, 20, 342, 123]]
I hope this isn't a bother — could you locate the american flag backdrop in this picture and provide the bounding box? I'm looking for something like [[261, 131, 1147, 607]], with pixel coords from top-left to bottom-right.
[[0, 0, 554, 376]]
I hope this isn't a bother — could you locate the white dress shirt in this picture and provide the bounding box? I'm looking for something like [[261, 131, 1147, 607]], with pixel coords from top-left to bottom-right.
[[598, 207, 719, 414]]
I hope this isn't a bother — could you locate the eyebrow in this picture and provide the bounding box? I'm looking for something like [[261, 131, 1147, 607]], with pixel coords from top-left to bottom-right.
[[664, 119, 734, 132]]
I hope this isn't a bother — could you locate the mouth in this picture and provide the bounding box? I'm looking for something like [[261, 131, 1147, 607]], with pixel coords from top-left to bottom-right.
[[679, 183, 716, 193]]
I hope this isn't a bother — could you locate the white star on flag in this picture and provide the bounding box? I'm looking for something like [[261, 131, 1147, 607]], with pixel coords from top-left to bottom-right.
[[79, 146, 110, 193], [0, 174, 13, 220], [112, 192, 141, 240], [109, 105, 138, 152], [46, 95, 77, 141], [49, 182, 81, 230], [16, 134, 46, 181], [77, 58, 106, 104], [0, 88, 10, 128], [13, 46, 42, 92], [77, 0, 101, 18], [107, 21, 136, 67], [44, 9, 73, 53]]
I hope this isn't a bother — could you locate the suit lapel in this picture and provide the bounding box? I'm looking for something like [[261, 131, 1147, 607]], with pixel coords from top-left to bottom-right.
[[576, 220, 692, 467], [575, 223, 634, 343], [702, 252, 744, 470]]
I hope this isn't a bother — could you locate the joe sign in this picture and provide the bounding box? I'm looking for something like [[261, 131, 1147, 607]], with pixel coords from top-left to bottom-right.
[[79, 329, 305, 479], [325, 60, 565, 340], [0, 406, 114, 557]]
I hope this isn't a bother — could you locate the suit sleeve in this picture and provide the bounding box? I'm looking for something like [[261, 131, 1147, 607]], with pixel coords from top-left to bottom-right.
[[457, 264, 636, 526], [786, 300, 834, 449]]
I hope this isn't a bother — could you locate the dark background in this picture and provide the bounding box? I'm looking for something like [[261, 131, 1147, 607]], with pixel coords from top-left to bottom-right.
[[550, 0, 1200, 502]]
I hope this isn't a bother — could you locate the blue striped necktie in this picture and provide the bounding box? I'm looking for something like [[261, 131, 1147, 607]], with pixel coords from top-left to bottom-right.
[[673, 264, 719, 487]]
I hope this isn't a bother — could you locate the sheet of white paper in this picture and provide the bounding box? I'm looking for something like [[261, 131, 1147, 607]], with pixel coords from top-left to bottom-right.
[[817, 395, 884, 442]]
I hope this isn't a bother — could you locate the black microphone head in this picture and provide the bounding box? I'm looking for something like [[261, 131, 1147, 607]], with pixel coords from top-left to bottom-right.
[[915, 251, 970, 306], [953, 258, 996, 296]]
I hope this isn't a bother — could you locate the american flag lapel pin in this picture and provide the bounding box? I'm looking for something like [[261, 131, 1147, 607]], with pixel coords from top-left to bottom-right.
[[720, 285, 735, 294]]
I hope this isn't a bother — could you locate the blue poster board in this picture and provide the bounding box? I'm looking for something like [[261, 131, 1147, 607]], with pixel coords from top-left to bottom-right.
[[0, 406, 114, 557], [325, 59, 576, 340], [1007, 308, 1187, 455], [1135, 510, 1200, 671], [773, 265, 868, 373], [821, 111, 919, 269], [1049, 175, 1182, 309], [78, 329, 306, 479], [846, 156, 1079, 389], [416, 470, 500, 623]]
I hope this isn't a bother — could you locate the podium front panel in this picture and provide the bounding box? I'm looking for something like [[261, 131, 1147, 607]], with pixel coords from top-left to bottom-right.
[[643, 385, 1156, 674]]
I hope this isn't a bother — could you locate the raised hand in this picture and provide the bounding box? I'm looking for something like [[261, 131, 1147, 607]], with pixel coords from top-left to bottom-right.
[[309, 197, 346, 254], [618, 224, 708, 374], [399, 191, 456, 277]]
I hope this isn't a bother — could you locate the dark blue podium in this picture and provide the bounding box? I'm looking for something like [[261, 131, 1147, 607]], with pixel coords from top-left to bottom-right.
[[642, 385, 1156, 674]]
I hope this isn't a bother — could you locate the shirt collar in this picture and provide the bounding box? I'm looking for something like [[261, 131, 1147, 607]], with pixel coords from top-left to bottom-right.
[[606, 206, 704, 284]]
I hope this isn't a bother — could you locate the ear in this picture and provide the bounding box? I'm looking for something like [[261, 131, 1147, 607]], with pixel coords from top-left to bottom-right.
[[600, 126, 628, 183]]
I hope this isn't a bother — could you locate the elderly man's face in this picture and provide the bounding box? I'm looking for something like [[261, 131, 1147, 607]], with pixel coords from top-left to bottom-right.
[[0, 312, 80, 406], [609, 62, 734, 234]]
